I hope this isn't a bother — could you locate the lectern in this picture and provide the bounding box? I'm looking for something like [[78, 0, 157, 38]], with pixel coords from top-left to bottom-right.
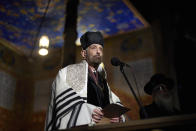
[[55, 114, 196, 131]]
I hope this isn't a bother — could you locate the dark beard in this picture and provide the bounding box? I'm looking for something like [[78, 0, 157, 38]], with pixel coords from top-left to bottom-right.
[[89, 56, 102, 67], [154, 93, 175, 112]]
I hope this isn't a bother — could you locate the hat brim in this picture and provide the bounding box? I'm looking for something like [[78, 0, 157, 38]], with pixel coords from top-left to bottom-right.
[[144, 81, 154, 95], [144, 78, 174, 95]]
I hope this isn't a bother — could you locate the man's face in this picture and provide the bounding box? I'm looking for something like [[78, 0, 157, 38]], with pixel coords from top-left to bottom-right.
[[85, 44, 103, 67], [153, 84, 170, 98], [152, 84, 175, 111]]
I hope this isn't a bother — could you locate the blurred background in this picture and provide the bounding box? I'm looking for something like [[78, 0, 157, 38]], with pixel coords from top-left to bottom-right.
[[0, 0, 195, 130]]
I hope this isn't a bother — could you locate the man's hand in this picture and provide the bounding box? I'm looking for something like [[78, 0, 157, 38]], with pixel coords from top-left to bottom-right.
[[110, 116, 122, 123], [92, 108, 104, 123]]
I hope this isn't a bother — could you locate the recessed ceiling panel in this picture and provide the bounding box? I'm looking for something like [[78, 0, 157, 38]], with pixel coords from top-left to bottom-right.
[[0, 0, 148, 56]]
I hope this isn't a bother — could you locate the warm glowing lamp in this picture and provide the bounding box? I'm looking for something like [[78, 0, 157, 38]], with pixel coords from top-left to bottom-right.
[[38, 35, 49, 56], [39, 35, 49, 48], [39, 48, 48, 56]]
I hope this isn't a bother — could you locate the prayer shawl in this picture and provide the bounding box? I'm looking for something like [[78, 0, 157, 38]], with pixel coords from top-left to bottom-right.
[[45, 60, 124, 131]]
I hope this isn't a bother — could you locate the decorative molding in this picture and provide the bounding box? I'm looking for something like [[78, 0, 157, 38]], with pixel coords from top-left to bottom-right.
[[123, 0, 150, 28], [0, 38, 25, 56]]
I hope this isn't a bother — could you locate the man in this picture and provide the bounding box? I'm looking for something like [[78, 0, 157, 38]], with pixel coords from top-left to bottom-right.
[[140, 73, 181, 119], [45, 31, 125, 130]]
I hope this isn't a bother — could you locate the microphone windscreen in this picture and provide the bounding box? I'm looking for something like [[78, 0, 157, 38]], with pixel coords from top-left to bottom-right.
[[111, 57, 120, 66]]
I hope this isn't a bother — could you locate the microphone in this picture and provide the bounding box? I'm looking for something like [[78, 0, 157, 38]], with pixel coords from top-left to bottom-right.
[[111, 57, 147, 118], [111, 57, 131, 68]]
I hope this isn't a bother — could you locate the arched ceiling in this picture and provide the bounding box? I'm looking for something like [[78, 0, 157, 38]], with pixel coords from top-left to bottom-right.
[[0, 0, 148, 57]]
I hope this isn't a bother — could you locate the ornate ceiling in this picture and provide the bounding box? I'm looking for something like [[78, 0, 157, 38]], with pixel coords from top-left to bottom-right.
[[0, 0, 148, 57]]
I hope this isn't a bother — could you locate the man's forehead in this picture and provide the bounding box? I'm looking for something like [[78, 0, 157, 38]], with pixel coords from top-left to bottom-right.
[[89, 43, 103, 48]]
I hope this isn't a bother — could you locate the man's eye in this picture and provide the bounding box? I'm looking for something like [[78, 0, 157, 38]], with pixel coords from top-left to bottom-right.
[[91, 46, 97, 49], [99, 47, 103, 51]]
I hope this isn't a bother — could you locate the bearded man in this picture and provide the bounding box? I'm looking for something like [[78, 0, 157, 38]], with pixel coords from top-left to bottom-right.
[[45, 31, 125, 131], [140, 73, 181, 119]]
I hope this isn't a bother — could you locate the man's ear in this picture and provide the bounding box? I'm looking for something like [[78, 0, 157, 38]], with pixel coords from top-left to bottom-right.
[[81, 50, 86, 59]]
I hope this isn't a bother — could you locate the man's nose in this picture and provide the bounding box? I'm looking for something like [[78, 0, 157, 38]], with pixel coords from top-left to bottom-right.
[[96, 48, 101, 54]]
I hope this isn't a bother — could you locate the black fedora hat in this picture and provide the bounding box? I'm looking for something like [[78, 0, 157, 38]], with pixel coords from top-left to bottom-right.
[[80, 31, 104, 50], [144, 73, 174, 95]]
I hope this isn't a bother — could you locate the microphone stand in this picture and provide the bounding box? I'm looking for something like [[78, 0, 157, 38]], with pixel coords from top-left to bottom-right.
[[119, 65, 148, 118]]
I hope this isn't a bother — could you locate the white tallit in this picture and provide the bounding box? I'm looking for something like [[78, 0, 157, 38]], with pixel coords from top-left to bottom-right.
[[45, 60, 125, 131]]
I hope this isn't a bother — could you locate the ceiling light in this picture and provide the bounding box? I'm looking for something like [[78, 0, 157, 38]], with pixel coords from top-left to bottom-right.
[[38, 35, 49, 56], [39, 35, 49, 48], [38, 48, 48, 56]]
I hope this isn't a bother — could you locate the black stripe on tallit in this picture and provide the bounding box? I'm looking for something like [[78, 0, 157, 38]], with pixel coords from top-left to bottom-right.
[[55, 96, 82, 114], [55, 88, 73, 102], [56, 113, 66, 129], [46, 107, 54, 131], [56, 92, 76, 106], [72, 103, 83, 127], [81, 97, 87, 100], [116, 102, 123, 105], [46, 88, 78, 131], [46, 92, 57, 131], [55, 101, 85, 129], [67, 102, 83, 128]]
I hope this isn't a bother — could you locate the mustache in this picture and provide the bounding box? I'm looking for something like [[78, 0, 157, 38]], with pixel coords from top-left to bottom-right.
[[94, 55, 101, 57]]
